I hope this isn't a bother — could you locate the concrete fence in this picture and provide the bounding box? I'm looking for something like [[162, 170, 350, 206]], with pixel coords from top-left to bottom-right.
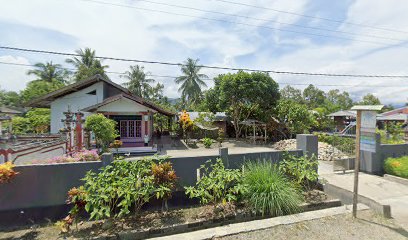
[[360, 134, 408, 175], [0, 134, 317, 224]]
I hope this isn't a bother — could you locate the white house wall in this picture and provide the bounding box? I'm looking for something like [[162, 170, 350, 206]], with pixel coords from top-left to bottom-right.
[[50, 82, 104, 133]]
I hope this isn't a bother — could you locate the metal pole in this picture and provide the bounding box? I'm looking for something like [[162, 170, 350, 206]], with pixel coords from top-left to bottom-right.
[[352, 110, 362, 218]]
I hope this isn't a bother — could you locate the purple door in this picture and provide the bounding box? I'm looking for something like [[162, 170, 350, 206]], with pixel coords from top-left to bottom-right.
[[120, 120, 142, 142]]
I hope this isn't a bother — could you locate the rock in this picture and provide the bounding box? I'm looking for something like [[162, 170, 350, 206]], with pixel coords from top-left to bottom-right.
[[101, 219, 114, 230], [272, 139, 350, 161]]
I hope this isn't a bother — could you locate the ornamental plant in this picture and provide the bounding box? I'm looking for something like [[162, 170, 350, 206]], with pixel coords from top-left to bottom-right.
[[185, 158, 246, 204], [85, 114, 118, 152], [58, 186, 88, 232], [202, 137, 213, 148], [279, 153, 319, 190], [242, 161, 303, 216], [151, 162, 178, 210], [75, 156, 176, 220], [179, 110, 193, 144], [110, 140, 123, 154], [0, 162, 19, 184]]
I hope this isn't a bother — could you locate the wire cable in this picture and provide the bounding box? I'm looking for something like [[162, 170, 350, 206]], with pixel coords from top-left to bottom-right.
[[212, 0, 408, 34], [76, 0, 404, 47], [0, 61, 406, 88], [81, 0, 406, 42], [2, 45, 408, 78]]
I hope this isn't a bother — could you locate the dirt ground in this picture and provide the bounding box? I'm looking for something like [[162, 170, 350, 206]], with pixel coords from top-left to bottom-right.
[[0, 191, 327, 240], [218, 210, 408, 240]]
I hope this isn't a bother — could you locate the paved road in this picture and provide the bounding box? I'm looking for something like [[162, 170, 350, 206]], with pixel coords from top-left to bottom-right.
[[319, 161, 408, 230]]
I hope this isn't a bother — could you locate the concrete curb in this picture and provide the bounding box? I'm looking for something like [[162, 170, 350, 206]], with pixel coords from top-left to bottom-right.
[[150, 204, 369, 240], [383, 174, 408, 186], [323, 183, 391, 218], [90, 199, 341, 240]]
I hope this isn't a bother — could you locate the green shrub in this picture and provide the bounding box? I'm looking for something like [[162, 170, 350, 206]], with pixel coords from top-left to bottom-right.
[[202, 137, 213, 148], [384, 156, 408, 179], [185, 159, 245, 204], [80, 156, 175, 220], [242, 161, 303, 216], [279, 154, 319, 190], [314, 133, 355, 153]]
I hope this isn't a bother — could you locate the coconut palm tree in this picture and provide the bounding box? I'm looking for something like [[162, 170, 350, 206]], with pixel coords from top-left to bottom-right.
[[27, 61, 69, 84], [175, 58, 208, 106], [122, 65, 155, 98], [66, 48, 108, 81]]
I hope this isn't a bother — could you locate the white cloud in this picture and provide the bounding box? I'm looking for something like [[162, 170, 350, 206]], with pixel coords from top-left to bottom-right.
[[0, 0, 407, 104]]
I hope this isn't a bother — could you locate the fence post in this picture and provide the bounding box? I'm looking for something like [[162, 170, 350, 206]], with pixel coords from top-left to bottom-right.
[[101, 153, 113, 167], [296, 134, 318, 159], [219, 147, 229, 168]]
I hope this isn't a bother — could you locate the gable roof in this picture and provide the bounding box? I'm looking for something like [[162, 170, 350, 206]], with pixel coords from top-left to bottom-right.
[[26, 74, 130, 107], [381, 106, 408, 116], [0, 106, 23, 115], [327, 110, 357, 117], [81, 93, 175, 116]]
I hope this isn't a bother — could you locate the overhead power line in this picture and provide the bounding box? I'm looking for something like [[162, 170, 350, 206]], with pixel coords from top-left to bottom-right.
[[2, 45, 408, 79], [212, 0, 408, 34], [76, 0, 403, 47], [0, 61, 407, 89], [99, 0, 405, 42]]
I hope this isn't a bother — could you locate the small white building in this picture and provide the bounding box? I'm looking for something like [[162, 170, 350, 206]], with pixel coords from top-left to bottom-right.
[[28, 75, 174, 147]]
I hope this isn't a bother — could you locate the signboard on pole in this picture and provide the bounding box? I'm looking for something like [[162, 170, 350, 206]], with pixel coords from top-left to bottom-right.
[[350, 105, 383, 218], [360, 111, 377, 153]]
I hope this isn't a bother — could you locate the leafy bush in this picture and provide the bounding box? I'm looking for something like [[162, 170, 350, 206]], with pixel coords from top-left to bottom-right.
[[151, 162, 178, 210], [242, 161, 303, 216], [185, 159, 245, 204], [315, 133, 355, 153], [378, 129, 405, 144], [279, 154, 319, 190], [80, 156, 175, 220], [0, 162, 19, 184], [384, 156, 408, 179], [202, 137, 213, 148], [85, 114, 118, 152], [217, 128, 225, 147]]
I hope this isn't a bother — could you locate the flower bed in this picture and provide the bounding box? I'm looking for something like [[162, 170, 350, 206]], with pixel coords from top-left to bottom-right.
[[29, 150, 100, 165], [384, 156, 408, 179]]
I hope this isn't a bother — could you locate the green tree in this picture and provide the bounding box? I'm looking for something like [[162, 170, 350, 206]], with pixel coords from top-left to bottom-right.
[[276, 99, 316, 135], [175, 58, 208, 107], [303, 84, 326, 109], [326, 89, 353, 110], [359, 93, 381, 105], [280, 85, 303, 103], [11, 108, 51, 134], [0, 89, 21, 107], [122, 65, 155, 98], [20, 80, 65, 103], [27, 61, 69, 83], [66, 48, 108, 82], [209, 71, 280, 139], [84, 114, 118, 152]]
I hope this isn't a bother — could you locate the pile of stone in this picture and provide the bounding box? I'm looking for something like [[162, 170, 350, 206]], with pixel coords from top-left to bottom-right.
[[272, 139, 297, 151], [272, 139, 350, 161]]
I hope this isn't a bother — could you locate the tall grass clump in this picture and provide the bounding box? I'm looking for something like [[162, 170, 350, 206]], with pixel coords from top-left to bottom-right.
[[242, 161, 303, 217]]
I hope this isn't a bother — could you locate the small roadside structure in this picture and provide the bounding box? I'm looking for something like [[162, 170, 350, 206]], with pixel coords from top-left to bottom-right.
[[327, 110, 356, 132], [240, 119, 267, 143], [0, 106, 24, 138]]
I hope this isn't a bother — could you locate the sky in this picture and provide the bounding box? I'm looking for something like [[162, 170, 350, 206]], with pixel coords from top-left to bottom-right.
[[0, 0, 408, 106]]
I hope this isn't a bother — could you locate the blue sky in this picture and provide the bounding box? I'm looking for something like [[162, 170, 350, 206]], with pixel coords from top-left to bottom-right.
[[0, 0, 408, 105]]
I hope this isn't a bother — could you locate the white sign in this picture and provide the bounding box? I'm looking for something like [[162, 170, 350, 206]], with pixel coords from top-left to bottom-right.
[[360, 111, 377, 152], [361, 111, 377, 132]]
